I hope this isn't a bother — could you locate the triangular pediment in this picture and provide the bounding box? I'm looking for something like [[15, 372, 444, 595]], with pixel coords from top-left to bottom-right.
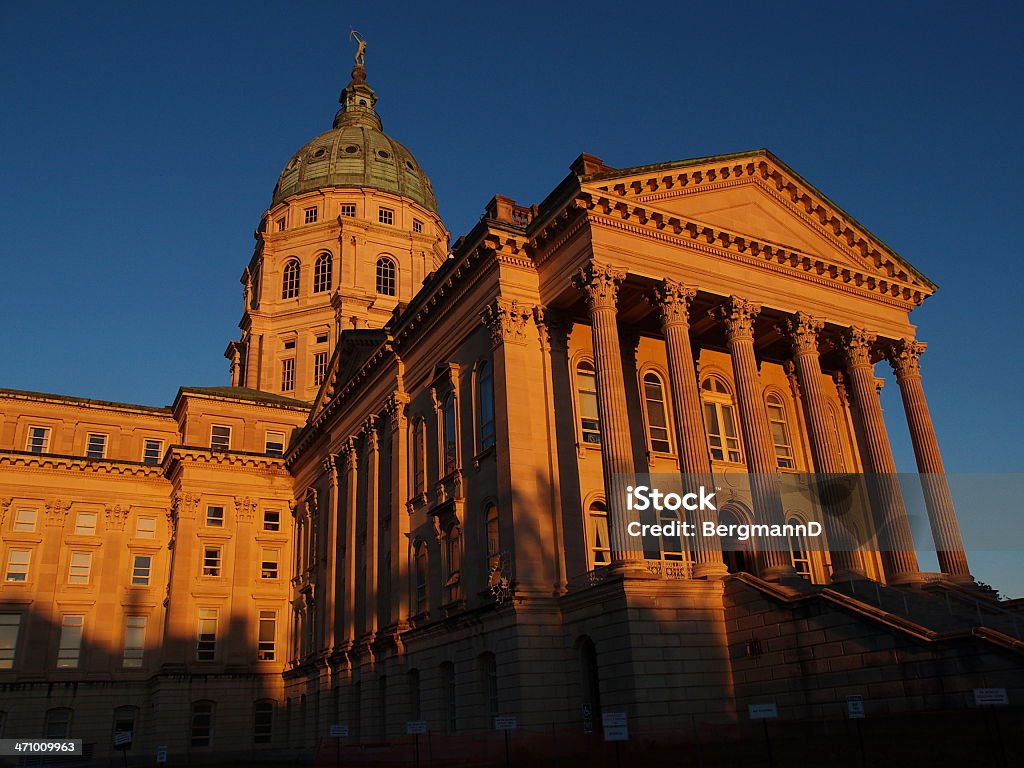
[[309, 329, 388, 420], [581, 150, 935, 293]]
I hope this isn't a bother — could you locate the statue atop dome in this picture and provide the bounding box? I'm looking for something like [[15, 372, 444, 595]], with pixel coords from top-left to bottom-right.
[[349, 29, 367, 67]]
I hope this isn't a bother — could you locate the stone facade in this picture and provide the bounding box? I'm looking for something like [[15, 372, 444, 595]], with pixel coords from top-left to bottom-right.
[[0, 62, 1021, 766]]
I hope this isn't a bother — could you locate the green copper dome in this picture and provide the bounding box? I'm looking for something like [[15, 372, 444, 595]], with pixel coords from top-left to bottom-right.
[[272, 65, 438, 212]]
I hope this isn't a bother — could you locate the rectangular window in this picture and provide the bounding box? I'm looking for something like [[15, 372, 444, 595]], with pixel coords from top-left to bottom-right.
[[57, 615, 84, 668], [378, 207, 394, 225], [135, 516, 156, 539], [315, 332, 329, 344], [142, 439, 163, 464], [202, 547, 222, 577], [0, 614, 21, 669], [74, 511, 97, 536], [210, 425, 231, 451], [254, 701, 274, 743], [340, 203, 356, 218], [260, 549, 279, 580], [263, 510, 281, 532], [412, 218, 423, 233], [123, 616, 146, 668], [265, 431, 286, 457], [283, 339, 296, 350], [13, 509, 37, 532], [4, 549, 30, 582], [132, 555, 152, 586], [205, 506, 224, 528], [26, 426, 50, 454], [197, 609, 217, 661], [276, 217, 286, 232], [304, 206, 318, 224], [85, 433, 107, 459], [281, 358, 295, 392], [68, 551, 93, 585], [257, 611, 276, 661], [313, 352, 328, 386]]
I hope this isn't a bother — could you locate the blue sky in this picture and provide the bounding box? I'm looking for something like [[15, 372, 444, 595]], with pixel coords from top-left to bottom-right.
[[2, 2, 1021, 594]]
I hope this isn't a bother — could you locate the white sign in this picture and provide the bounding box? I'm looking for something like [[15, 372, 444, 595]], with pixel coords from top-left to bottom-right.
[[748, 703, 778, 720], [113, 730, 132, 747], [846, 695, 865, 719], [329, 724, 349, 738], [974, 688, 1009, 706], [602, 711, 628, 741], [494, 716, 518, 731], [156, 746, 168, 764], [406, 720, 429, 735]]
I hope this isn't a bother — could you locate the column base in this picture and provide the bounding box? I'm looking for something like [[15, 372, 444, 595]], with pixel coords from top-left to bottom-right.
[[610, 558, 657, 578], [830, 568, 869, 584], [887, 571, 928, 586], [693, 562, 730, 580], [760, 564, 797, 583], [942, 572, 977, 587]]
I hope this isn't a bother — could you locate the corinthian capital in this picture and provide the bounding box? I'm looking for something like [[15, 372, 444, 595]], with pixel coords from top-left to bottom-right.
[[572, 261, 626, 311], [784, 312, 824, 356], [886, 338, 926, 379], [481, 298, 533, 347], [649, 279, 696, 327], [362, 415, 380, 452], [841, 326, 878, 368], [712, 296, 761, 341]]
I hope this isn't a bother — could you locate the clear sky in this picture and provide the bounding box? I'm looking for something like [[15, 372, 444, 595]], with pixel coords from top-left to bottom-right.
[[2, 2, 1021, 594]]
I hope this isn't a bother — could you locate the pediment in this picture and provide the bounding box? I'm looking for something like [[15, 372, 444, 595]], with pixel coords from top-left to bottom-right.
[[309, 329, 388, 420], [581, 151, 935, 294]]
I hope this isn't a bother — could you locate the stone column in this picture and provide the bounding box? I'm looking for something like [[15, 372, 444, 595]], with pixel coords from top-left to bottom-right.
[[651, 280, 726, 578], [714, 297, 792, 579], [341, 437, 360, 646], [385, 393, 410, 626], [886, 339, 971, 581], [841, 328, 920, 582], [784, 313, 865, 579], [362, 416, 380, 638], [322, 454, 340, 650], [573, 262, 644, 567]]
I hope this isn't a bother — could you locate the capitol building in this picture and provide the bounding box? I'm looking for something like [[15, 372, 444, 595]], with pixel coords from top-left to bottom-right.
[[0, 53, 1020, 765]]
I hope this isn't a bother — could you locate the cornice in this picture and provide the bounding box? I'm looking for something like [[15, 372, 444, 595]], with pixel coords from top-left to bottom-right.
[[588, 156, 934, 293], [0, 450, 166, 479], [582, 200, 926, 309], [166, 446, 291, 474]]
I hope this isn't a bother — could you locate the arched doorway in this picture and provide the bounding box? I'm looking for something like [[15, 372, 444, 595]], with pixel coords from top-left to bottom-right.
[[719, 506, 755, 575]]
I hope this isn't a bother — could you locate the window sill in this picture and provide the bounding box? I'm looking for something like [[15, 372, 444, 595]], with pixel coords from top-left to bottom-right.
[[473, 445, 495, 469]]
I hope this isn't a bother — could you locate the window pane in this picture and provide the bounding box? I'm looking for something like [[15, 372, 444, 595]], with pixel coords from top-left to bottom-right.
[[57, 616, 84, 668], [0, 614, 21, 669]]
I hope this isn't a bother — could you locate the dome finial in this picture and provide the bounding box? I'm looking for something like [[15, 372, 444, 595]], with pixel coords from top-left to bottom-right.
[[349, 29, 367, 67], [333, 29, 380, 130]]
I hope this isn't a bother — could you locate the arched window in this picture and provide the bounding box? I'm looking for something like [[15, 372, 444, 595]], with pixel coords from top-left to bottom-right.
[[576, 361, 600, 445], [253, 700, 274, 744], [701, 377, 742, 463], [719, 506, 755, 575], [766, 393, 795, 469], [43, 708, 72, 738], [442, 394, 458, 475], [577, 637, 601, 721], [407, 669, 421, 720], [413, 540, 428, 614], [190, 700, 214, 747], [281, 259, 300, 299], [112, 706, 138, 744], [479, 652, 498, 725], [444, 522, 462, 603], [641, 371, 672, 453], [440, 661, 457, 733], [485, 503, 501, 574], [826, 403, 847, 472], [787, 516, 812, 581], [411, 418, 426, 495], [313, 252, 332, 293], [375, 256, 397, 296], [587, 501, 610, 567], [477, 360, 495, 451], [657, 508, 687, 562]]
